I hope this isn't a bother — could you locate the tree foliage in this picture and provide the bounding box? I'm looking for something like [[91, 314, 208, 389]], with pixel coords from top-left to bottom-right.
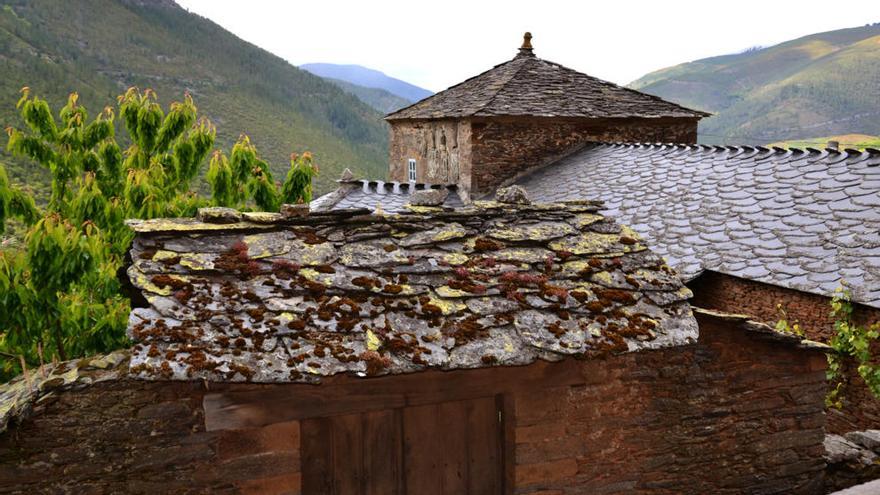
[[826, 287, 880, 408], [0, 88, 316, 379]]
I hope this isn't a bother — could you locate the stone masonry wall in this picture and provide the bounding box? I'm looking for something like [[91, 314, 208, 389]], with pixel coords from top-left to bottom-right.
[[388, 116, 698, 197], [468, 116, 698, 195], [513, 311, 827, 494], [688, 271, 880, 342], [688, 270, 880, 434], [0, 314, 827, 494], [388, 120, 472, 186]]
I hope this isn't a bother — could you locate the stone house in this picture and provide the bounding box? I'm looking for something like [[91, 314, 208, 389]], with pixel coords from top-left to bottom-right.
[[1, 31, 878, 495], [318, 34, 880, 434], [385, 33, 708, 198], [0, 201, 830, 494]]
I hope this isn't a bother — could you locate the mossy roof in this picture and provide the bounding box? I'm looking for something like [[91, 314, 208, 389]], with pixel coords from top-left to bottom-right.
[[125, 201, 699, 383]]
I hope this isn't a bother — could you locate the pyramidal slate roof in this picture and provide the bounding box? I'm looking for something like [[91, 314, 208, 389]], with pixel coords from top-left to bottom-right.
[[386, 37, 708, 121], [516, 143, 880, 308]]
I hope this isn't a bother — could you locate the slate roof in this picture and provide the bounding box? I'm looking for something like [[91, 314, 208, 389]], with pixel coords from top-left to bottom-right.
[[123, 203, 699, 383], [311, 180, 464, 213], [0, 351, 129, 433], [515, 143, 880, 308], [386, 49, 708, 121]]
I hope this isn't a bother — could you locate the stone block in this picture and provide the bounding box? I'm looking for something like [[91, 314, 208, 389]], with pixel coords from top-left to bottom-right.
[[845, 430, 880, 451], [197, 207, 242, 224]]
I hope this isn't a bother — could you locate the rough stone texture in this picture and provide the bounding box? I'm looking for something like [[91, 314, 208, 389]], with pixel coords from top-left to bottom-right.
[[386, 50, 707, 120], [197, 207, 243, 224], [124, 202, 697, 383], [495, 185, 530, 205], [0, 375, 303, 495], [388, 119, 472, 186], [688, 271, 880, 434], [845, 430, 880, 451], [387, 117, 698, 195], [830, 480, 880, 495], [0, 312, 827, 495], [688, 271, 880, 343], [512, 311, 828, 495], [824, 434, 880, 492], [280, 203, 309, 218], [519, 143, 880, 309], [469, 117, 698, 195], [408, 188, 449, 206]]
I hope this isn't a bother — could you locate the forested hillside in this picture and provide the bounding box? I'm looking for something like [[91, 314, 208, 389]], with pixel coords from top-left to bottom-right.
[[0, 0, 389, 198], [630, 23, 880, 144]]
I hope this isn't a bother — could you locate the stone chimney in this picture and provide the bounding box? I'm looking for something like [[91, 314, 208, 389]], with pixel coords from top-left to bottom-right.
[[827, 140, 839, 151]]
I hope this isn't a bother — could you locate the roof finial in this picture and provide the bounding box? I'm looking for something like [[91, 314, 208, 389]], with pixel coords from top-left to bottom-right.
[[519, 32, 534, 56]]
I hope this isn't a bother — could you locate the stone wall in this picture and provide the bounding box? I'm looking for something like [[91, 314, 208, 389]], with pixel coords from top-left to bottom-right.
[[688, 270, 880, 434], [388, 120, 472, 186], [467, 116, 699, 195], [0, 312, 828, 494], [388, 116, 698, 197], [688, 271, 880, 342]]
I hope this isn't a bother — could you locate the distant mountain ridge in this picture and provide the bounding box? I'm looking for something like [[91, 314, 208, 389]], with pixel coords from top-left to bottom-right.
[[323, 78, 412, 114], [629, 23, 880, 144], [301, 63, 433, 104], [0, 0, 388, 197]]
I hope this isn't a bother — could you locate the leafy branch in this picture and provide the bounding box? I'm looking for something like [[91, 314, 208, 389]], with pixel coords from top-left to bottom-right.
[[826, 286, 880, 408]]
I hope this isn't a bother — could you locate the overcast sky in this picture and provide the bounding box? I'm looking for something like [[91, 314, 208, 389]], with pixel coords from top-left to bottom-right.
[[176, 0, 878, 92]]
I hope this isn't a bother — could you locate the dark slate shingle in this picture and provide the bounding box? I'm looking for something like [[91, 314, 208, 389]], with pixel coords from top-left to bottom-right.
[[312, 180, 464, 213], [516, 143, 880, 309], [386, 52, 708, 121]]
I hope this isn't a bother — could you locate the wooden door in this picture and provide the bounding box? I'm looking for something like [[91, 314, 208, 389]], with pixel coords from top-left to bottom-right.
[[301, 396, 504, 495]]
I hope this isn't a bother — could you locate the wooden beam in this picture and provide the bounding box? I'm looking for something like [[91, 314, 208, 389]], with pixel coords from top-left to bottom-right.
[[204, 358, 592, 431]]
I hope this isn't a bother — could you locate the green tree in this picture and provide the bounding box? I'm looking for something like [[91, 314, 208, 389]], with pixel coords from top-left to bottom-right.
[[282, 152, 318, 204], [0, 88, 316, 379]]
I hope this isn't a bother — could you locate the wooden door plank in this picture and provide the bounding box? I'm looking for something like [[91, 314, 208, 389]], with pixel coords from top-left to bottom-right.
[[331, 413, 364, 495], [437, 400, 469, 494], [403, 403, 442, 494], [363, 409, 402, 495], [499, 394, 516, 495], [465, 396, 502, 494], [301, 417, 334, 495]]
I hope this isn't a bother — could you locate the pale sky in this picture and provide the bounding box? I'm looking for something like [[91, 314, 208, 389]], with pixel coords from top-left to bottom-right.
[[176, 0, 879, 92]]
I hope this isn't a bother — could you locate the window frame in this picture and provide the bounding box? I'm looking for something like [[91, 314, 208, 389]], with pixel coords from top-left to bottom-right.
[[408, 159, 417, 182]]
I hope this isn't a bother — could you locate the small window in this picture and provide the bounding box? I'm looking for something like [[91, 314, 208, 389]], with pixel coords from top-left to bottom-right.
[[408, 159, 417, 182]]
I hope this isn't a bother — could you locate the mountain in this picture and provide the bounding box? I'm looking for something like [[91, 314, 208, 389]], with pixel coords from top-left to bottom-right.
[[301, 63, 432, 104], [324, 78, 412, 114], [0, 0, 389, 197], [629, 23, 880, 144]]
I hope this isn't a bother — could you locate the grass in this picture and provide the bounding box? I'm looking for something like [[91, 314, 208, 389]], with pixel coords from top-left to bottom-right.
[[769, 134, 880, 150]]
